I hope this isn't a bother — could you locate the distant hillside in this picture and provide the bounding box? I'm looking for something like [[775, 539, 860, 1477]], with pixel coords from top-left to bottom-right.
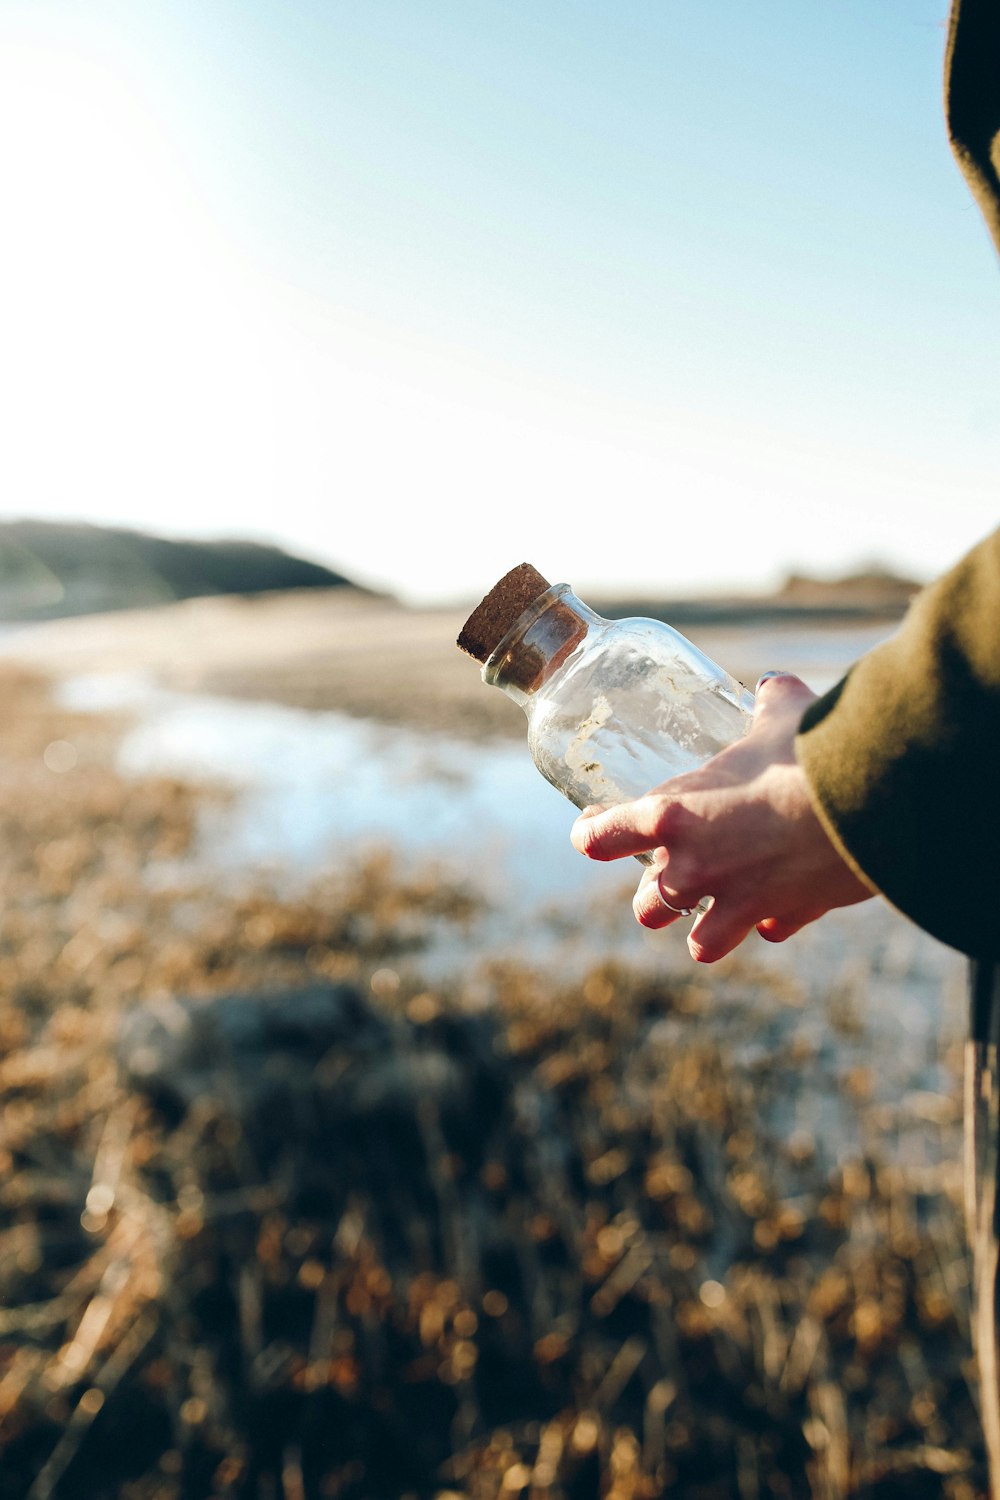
[[0, 522, 362, 621], [595, 565, 922, 627], [774, 565, 921, 611]]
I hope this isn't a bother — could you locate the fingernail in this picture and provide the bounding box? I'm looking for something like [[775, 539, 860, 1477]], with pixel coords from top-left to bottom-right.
[[755, 670, 787, 692]]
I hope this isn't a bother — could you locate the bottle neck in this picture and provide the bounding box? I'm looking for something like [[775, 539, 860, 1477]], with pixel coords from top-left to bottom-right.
[[483, 585, 601, 708]]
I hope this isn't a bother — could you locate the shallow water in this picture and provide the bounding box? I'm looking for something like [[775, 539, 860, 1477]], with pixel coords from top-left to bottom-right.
[[55, 618, 893, 895], [58, 671, 612, 905], [54, 638, 971, 1170], [56, 630, 965, 1051]]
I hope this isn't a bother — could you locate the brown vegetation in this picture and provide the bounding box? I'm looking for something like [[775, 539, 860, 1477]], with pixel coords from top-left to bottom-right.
[[0, 667, 985, 1498]]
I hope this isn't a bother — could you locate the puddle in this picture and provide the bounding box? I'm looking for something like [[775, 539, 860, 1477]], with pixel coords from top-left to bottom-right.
[[58, 665, 960, 952], [56, 650, 968, 1155], [55, 617, 897, 901], [59, 672, 618, 906], [58, 671, 660, 987]]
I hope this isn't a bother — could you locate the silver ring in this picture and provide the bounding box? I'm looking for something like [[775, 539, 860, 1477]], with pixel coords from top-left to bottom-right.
[[655, 872, 693, 917]]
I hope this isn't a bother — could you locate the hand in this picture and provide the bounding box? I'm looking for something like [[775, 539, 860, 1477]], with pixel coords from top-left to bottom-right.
[[570, 672, 875, 963]]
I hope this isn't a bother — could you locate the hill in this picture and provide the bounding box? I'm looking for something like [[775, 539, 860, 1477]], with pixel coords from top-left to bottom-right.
[[593, 564, 921, 627], [0, 521, 361, 620]]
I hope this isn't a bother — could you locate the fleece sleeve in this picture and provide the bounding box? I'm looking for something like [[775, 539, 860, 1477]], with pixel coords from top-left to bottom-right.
[[793, 0, 1000, 958], [945, 0, 1000, 260], [795, 527, 1000, 959]]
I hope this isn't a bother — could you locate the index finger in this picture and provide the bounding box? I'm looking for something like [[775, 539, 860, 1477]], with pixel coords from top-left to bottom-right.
[[570, 795, 667, 861]]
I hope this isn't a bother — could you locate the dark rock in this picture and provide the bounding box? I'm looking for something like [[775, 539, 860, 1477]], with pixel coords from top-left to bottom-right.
[[118, 984, 376, 1123], [118, 983, 507, 1180]]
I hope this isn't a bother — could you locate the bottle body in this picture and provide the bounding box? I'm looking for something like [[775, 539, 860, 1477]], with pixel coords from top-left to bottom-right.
[[483, 585, 754, 815]]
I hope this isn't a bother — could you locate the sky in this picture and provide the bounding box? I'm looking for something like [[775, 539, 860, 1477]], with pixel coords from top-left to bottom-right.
[[0, 0, 997, 605]]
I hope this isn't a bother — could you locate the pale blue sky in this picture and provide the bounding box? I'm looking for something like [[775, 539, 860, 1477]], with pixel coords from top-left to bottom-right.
[[0, 1, 996, 602]]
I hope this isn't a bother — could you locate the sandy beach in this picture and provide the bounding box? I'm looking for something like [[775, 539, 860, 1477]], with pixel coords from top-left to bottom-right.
[[0, 586, 897, 745], [0, 590, 519, 741]]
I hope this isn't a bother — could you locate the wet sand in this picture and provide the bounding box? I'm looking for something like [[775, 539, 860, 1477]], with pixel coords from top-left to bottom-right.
[[0, 587, 894, 740], [0, 590, 521, 741]]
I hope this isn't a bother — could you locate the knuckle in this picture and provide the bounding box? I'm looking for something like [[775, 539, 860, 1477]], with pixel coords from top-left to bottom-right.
[[689, 905, 752, 963], [660, 853, 700, 896], [653, 797, 681, 838], [757, 912, 806, 944], [755, 672, 813, 715], [575, 817, 610, 860], [757, 920, 789, 944], [651, 796, 691, 845], [633, 887, 660, 928]]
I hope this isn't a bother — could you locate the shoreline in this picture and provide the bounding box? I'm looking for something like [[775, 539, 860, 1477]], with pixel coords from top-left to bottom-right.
[[0, 587, 900, 742]]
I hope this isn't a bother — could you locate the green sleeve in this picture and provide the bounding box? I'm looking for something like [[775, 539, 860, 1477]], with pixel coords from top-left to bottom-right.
[[793, 1, 1000, 958], [795, 527, 1000, 958], [945, 0, 1000, 259]]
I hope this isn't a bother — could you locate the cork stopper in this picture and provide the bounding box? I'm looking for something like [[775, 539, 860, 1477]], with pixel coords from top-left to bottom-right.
[[457, 563, 552, 663]]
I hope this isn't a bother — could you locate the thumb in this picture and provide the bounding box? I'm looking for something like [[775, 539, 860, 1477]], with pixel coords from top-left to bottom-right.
[[752, 671, 815, 725]]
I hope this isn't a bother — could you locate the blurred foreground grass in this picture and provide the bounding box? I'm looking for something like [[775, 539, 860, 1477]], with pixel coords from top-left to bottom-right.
[[0, 667, 986, 1499]]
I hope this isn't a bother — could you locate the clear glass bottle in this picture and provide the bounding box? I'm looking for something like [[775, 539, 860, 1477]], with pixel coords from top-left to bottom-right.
[[463, 572, 754, 845]]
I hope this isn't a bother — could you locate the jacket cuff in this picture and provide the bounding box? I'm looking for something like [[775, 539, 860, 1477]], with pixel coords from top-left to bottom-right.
[[794, 531, 1000, 960]]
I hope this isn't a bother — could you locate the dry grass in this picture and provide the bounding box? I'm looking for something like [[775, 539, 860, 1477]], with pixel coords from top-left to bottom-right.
[[0, 666, 985, 1499]]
